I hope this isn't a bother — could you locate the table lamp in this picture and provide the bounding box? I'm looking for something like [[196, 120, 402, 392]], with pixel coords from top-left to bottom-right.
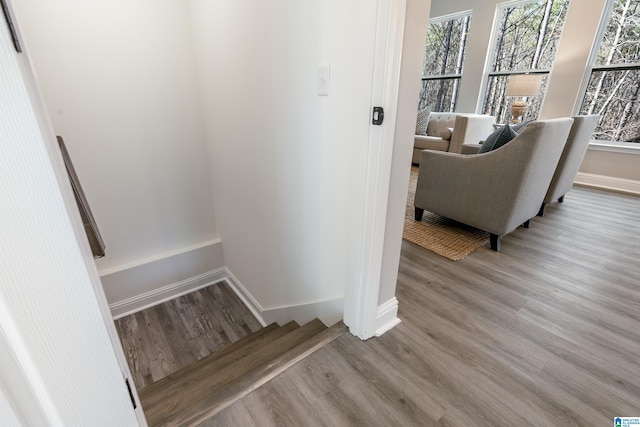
[[506, 74, 542, 124]]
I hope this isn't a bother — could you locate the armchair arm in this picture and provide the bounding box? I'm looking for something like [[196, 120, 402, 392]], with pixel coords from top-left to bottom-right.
[[448, 114, 496, 153], [415, 128, 547, 235], [415, 150, 516, 234]]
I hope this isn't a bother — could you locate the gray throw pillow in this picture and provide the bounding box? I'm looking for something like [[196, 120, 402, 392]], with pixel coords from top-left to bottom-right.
[[511, 120, 531, 134], [478, 123, 517, 153]]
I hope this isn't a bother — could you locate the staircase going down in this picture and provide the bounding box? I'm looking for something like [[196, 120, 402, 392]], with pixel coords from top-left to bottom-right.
[[138, 318, 347, 426]]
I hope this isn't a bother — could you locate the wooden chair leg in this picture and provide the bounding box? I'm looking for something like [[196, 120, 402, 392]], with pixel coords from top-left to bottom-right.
[[490, 234, 501, 251], [523, 219, 531, 228], [415, 207, 424, 221], [538, 203, 546, 217]]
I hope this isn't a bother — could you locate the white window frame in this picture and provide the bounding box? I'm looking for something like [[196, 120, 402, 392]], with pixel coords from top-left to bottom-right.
[[480, 0, 568, 122], [420, 10, 472, 112], [576, 0, 640, 151]]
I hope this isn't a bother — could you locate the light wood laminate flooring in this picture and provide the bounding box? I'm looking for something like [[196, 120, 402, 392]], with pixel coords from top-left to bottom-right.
[[205, 186, 640, 426]]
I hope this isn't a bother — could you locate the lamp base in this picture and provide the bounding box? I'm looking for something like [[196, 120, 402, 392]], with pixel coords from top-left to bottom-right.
[[510, 99, 527, 124]]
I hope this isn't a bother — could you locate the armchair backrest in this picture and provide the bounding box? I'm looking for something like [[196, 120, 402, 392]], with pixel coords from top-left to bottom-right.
[[414, 118, 574, 238], [544, 115, 600, 204], [425, 113, 457, 137], [502, 118, 574, 232]]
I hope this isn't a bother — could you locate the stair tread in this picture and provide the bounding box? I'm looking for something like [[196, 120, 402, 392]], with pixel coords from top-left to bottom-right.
[[142, 319, 344, 426], [139, 320, 299, 404], [185, 320, 347, 426], [141, 319, 324, 414]]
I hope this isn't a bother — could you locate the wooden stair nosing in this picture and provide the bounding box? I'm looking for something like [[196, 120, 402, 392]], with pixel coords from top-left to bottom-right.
[[139, 321, 299, 404], [186, 321, 348, 426], [142, 319, 326, 420], [143, 319, 334, 426], [142, 319, 326, 426]]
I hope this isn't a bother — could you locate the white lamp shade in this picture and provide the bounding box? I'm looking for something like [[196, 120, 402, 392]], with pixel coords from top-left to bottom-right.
[[506, 74, 542, 97]]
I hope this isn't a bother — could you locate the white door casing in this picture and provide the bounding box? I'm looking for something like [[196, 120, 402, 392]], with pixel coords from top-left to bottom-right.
[[343, 0, 407, 340]]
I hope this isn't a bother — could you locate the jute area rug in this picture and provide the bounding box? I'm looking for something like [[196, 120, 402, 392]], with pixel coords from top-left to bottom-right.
[[403, 166, 489, 261]]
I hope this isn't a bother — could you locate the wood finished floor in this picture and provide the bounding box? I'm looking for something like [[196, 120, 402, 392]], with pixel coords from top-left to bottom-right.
[[205, 186, 640, 426], [115, 282, 262, 388]]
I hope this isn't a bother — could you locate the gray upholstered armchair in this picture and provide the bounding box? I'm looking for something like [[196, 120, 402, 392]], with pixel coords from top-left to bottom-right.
[[414, 118, 574, 251], [539, 115, 600, 216]]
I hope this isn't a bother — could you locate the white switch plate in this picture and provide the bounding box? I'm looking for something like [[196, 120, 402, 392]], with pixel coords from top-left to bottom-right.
[[318, 63, 330, 96]]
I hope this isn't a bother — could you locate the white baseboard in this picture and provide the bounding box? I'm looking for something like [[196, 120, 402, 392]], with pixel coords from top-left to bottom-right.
[[375, 297, 401, 336], [110, 269, 227, 319], [222, 268, 268, 327], [102, 240, 225, 318], [574, 172, 640, 196], [224, 268, 343, 327], [108, 260, 346, 329], [262, 298, 345, 328]]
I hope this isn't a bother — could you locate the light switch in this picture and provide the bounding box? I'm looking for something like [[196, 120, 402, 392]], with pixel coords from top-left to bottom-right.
[[318, 64, 330, 96]]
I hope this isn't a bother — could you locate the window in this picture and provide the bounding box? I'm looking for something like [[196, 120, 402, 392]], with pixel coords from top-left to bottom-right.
[[418, 12, 471, 112], [483, 0, 570, 124], [579, 0, 640, 144]]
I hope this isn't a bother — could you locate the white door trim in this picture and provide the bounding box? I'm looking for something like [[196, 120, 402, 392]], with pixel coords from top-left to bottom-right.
[[344, 0, 407, 340]]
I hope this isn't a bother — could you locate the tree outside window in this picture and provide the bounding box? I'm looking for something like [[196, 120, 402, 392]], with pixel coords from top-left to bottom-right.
[[418, 12, 471, 112], [579, 0, 640, 144], [483, 0, 570, 124]]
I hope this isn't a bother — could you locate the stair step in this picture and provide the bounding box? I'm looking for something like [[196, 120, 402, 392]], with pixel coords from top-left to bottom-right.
[[141, 319, 325, 425], [138, 320, 299, 407], [140, 319, 346, 426], [185, 320, 348, 424]]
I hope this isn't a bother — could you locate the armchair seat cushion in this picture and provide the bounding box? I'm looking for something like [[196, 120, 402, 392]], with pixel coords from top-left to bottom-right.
[[414, 135, 450, 151]]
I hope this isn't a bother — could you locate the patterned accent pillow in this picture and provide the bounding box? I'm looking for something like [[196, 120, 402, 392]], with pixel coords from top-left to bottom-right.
[[415, 108, 430, 135]]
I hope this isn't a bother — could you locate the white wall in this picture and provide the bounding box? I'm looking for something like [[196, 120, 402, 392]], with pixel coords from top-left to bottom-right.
[[540, 0, 607, 119], [430, 0, 640, 187], [188, 0, 379, 323], [13, 0, 223, 301]]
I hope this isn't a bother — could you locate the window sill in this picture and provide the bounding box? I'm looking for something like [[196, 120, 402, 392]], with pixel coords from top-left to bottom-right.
[[587, 141, 640, 155]]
